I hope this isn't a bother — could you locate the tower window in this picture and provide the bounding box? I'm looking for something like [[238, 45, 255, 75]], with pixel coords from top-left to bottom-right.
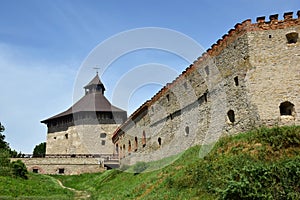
[[279, 101, 295, 116], [227, 110, 235, 123], [286, 32, 298, 44]]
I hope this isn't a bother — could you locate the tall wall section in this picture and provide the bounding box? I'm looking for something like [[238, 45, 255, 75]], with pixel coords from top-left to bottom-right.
[[46, 124, 120, 155], [114, 11, 300, 165]]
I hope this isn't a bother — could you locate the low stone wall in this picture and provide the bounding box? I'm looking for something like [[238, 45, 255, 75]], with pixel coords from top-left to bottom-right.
[[11, 157, 105, 175]]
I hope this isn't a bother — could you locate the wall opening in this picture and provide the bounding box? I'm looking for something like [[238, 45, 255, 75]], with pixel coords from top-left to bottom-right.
[[166, 94, 170, 102], [234, 76, 239, 86], [204, 92, 208, 102], [183, 82, 188, 90], [123, 144, 126, 157], [100, 133, 107, 138], [128, 140, 131, 152], [65, 134, 68, 139], [227, 110, 235, 123], [158, 137, 162, 146], [58, 168, 65, 174], [142, 131, 146, 148], [286, 32, 298, 44], [205, 66, 209, 76], [32, 168, 39, 173], [185, 126, 189, 136], [134, 137, 138, 151], [279, 101, 295, 116], [269, 34, 272, 39], [116, 144, 119, 154], [101, 140, 106, 145]]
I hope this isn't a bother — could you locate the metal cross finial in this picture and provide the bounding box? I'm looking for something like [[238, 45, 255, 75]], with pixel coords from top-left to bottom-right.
[[93, 66, 100, 74]]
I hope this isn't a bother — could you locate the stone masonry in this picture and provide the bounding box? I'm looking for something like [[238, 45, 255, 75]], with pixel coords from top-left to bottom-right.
[[113, 11, 300, 166]]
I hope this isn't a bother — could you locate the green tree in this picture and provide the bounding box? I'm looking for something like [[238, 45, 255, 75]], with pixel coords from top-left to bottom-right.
[[0, 122, 9, 150], [33, 142, 46, 157], [11, 160, 28, 179]]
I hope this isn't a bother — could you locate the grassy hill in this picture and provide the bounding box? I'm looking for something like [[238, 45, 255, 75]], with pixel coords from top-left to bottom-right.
[[1, 126, 300, 199]]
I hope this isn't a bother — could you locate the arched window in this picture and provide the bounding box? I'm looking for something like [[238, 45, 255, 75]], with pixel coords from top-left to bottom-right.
[[227, 110, 235, 123], [185, 126, 189, 136], [280, 101, 295, 116], [134, 137, 138, 151], [158, 137, 162, 146], [286, 32, 298, 44]]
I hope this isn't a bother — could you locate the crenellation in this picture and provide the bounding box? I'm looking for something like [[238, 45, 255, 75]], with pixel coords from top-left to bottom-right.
[[269, 14, 279, 22], [284, 12, 294, 20], [256, 16, 266, 23]]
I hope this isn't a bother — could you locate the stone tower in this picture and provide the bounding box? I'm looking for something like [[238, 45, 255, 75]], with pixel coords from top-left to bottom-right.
[[41, 74, 127, 156]]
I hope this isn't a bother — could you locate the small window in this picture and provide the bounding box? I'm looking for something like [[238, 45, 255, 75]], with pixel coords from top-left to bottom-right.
[[128, 140, 131, 152], [142, 131, 146, 147], [100, 133, 107, 138], [204, 92, 208, 102], [205, 66, 209, 76], [32, 168, 39, 173], [286, 32, 298, 44], [53, 137, 56, 140], [101, 140, 106, 145], [65, 134, 68, 139], [158, 137, 162, 146], [166, 94, 170, 102], [280, 101, 295, 116], [227, 110, 235, 123], [234, 76, 239, 86], [269, 35, 272, 39], [134, 137, 138, 151], [185, 126, 189, 136], [183, 82, 188, 90], [58, 168, 65, 174]]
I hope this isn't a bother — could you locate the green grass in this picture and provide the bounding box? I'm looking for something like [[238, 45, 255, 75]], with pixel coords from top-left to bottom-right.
[[2, 126, 300, 199], [0, 173, 74, 199], [55, 126, 300, 199]]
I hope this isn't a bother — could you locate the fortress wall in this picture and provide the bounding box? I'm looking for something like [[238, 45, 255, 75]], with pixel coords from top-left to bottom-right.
[[116, 12, 300, 165], [46, 124, 120, 155], [246, 25, 300, 126], [11, 157, 104, 175]]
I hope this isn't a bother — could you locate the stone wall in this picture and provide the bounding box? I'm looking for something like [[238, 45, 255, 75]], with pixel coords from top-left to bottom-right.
[[114, 11, 300, 165], [11, 157, 105, 175], [46, 124, 120, 155]]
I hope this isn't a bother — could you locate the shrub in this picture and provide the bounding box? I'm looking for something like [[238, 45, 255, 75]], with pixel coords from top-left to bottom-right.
[[11, 160, 28, 179]]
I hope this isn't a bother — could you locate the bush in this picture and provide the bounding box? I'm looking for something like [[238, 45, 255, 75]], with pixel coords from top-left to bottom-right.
[[0, 149, 11, 176], [11, 160, 28, 179]]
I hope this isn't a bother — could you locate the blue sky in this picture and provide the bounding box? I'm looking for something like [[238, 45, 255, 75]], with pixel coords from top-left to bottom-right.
[[0, 0, 299, 153]]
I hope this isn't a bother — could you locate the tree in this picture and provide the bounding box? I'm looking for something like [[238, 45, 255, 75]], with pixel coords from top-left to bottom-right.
[[33, 142, 46, 157], [0, 122, 9, 150]]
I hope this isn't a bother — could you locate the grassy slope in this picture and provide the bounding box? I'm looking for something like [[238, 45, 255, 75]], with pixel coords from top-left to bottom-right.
[[56, 126, 300, 200], [0, 173, 74, 200], [2, 126, 300, 199]]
